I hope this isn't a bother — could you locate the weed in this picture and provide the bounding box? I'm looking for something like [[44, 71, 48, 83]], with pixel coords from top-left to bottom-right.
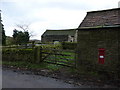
[[2, 61, 63, 71]]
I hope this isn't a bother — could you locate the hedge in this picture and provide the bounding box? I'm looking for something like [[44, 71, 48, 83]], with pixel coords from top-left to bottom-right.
[[2, 44, 62, 63], [61, 42, 77, 50], [2, 48, 34, 62]]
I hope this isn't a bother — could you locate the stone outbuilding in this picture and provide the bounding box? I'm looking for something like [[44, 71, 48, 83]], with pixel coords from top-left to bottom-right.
[[77, 8, 120, 75]]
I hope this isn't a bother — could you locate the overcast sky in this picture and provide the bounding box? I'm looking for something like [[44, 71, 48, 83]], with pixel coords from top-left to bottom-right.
[[0, 0, 120, 40]]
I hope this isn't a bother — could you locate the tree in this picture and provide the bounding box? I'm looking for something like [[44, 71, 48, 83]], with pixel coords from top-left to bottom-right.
[[1, 11, 6, 46], [14, 23, 35, 47], [16, 23, 35, 37], [2, 24, 6, 46], [13, 29, 30, 45]]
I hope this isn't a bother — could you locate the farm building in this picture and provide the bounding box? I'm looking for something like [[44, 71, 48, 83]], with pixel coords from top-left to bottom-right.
[[77, 8, 120, 75], [41, 29, 77, 43]]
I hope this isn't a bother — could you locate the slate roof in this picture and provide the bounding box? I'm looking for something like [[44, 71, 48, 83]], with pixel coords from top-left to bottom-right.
[[78, 8, 120, 29], [42, 29, 76, 36]]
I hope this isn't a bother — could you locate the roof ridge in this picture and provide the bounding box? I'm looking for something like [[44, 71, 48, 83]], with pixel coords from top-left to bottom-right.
[[46, 28, 77, 31], [78, 8, 120, 28], [87, 8, 120, 13]]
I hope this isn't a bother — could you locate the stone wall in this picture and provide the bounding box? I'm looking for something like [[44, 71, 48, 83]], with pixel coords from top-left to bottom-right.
[[77, 27, 120, 79], [41, 35, 68, 42]]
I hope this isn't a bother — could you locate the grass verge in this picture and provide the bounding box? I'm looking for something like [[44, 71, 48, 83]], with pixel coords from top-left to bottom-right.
[[2, 61, 63, 71]]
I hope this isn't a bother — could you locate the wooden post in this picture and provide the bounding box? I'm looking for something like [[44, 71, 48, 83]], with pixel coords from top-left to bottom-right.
[[33, 47, 37, 63], [36, 47, 39, 63], [33, 46, 42, 64], [74, 50, 77, 68], [36, 46, 42, 63], [39, 47, 42, 62], [32, 41, 35, 49]]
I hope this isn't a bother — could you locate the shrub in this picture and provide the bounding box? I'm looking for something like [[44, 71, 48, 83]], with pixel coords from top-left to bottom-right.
[[36, 44, 62, 49], [61, 42, 77, 50], [2, 48, 34, 62]]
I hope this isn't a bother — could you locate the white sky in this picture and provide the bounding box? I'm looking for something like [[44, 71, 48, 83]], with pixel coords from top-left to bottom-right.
[[0, 0, 120, 40]]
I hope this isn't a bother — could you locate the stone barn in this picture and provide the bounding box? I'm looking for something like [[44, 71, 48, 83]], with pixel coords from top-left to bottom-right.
[[41, 29, 77, 43], [77, 8, 120, 78]]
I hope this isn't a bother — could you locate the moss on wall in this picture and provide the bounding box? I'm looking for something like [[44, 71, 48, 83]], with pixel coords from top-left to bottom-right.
[[77, 27, 120, 79], [2, 49, 34, 62]]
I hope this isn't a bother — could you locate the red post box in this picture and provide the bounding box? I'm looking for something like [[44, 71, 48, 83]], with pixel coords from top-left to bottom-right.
[[98, 48, 105, 64]]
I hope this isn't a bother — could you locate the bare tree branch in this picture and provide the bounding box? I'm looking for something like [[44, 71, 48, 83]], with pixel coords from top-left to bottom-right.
[[29, 31, 36, 37], [15, 23, 36, 38], [16, 24, 29, 32]]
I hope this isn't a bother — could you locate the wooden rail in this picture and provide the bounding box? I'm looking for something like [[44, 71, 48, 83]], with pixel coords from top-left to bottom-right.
[[40, 48, 76, 68]]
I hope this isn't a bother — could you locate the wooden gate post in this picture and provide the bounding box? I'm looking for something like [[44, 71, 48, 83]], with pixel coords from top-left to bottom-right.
[[33, 46, 42, 64], [39, 46, 43, 62], [36, 47, 40, 63], [33, 47, 38, 63], [36, 46, 43, 63]]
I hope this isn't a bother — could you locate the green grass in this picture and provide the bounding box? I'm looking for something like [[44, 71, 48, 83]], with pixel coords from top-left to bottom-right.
[[2, 61, 101, 80], [43, 50, 75, 67]]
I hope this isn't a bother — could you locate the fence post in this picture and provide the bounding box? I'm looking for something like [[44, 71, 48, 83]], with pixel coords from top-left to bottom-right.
[[39, 47, 42, 62], [33, 47, 37, 63], [33, 46, 42, 64], [36, 46, 42, 63]]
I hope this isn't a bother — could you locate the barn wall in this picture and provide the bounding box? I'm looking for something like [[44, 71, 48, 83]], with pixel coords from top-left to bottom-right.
[[77, 27, 120, 78], [41, 35, 68, 42]]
